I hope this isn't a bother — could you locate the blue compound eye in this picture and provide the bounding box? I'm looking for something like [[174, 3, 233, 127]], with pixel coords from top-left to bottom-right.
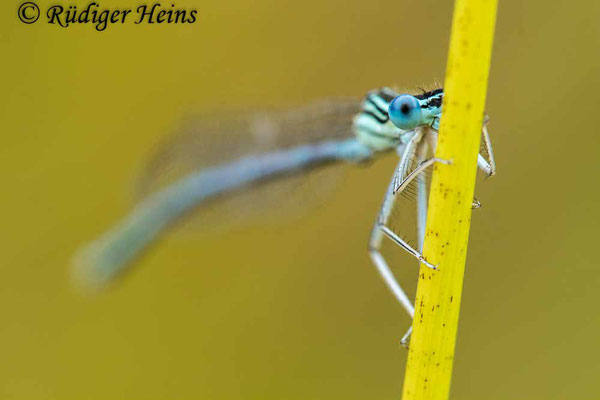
[[388, 95, 422, 130]]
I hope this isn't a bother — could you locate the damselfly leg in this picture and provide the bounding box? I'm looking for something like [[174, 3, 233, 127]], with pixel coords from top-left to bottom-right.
[[478, 118, 496, 177]]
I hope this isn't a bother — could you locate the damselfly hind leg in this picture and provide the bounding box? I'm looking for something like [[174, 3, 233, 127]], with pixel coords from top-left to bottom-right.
[[472, 119, 496, 209], [477, 117, 496, 177]]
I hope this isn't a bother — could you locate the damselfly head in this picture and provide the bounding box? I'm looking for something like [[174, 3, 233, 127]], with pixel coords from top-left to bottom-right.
[[388, 94, 423, 131]]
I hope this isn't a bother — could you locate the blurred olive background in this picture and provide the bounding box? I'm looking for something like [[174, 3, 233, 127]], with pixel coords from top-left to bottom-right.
[[1, 0, 599, 398]]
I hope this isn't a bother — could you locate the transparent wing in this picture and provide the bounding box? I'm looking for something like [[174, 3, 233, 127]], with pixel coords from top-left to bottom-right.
[[135, 98, 363, 234]]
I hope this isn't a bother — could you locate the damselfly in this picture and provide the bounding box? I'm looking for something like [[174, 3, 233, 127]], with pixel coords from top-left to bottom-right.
[[74, 86, 496, 345]]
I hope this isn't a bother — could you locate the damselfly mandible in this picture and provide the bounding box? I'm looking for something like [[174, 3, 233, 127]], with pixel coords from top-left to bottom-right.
[[74, 86, 496, 345]]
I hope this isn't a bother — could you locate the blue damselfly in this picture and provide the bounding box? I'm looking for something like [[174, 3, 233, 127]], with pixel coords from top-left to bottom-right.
[[74, 87, 495, 345]]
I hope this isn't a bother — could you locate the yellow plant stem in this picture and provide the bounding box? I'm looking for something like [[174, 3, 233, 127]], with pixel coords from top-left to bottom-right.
[[401, 1, 498, 399]]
